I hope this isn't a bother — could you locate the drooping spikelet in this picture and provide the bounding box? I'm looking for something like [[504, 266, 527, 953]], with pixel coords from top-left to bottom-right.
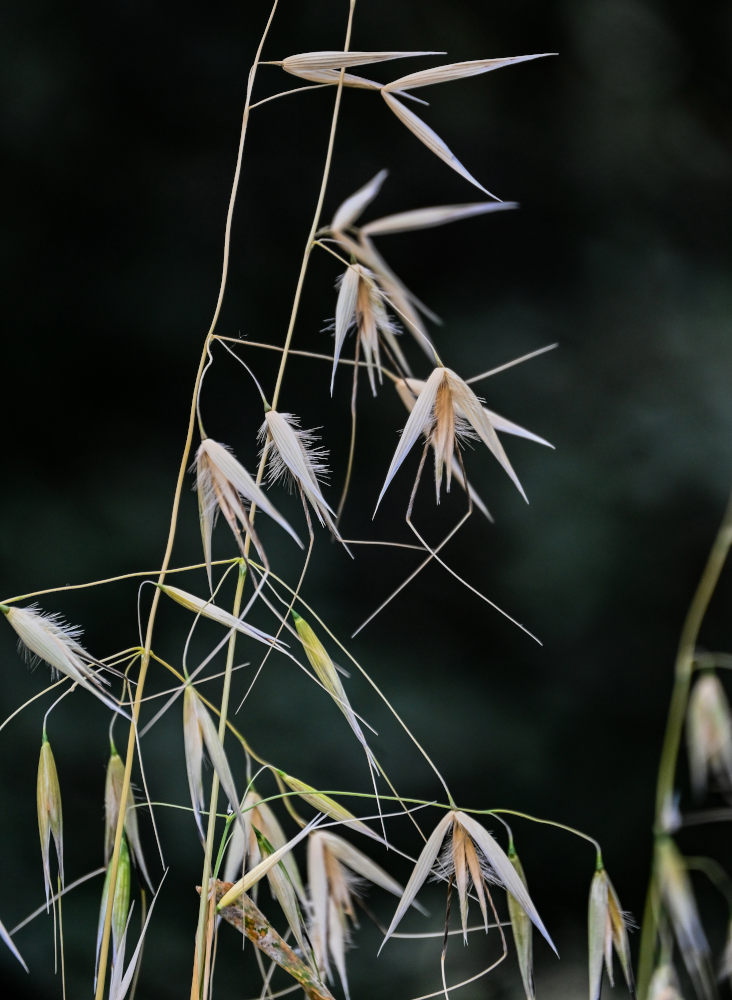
[[182, 685, 242, 843], [95, 832, 131, 987], [376, 366, 529, 513], [260, 410, 348, 551], [507, 846, 535, 1000], [655, 836, 715, 1000], [292, 611, 375, 766], [2, 603, 124, 716], [223, 790, 309, 958], [37, 729, 63, 911], [686, 671, 732, 798], [381, 810, 555, 955], [308, 830, 405, 999], [331, 264, 406, 396], [587, 866, 634, 1000], [104, 747, 152, 889], [195, 437, 302, 585]]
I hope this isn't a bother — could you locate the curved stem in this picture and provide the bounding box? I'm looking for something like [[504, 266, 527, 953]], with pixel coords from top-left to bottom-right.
[[93, 7, 280, 997], [637, 488, 732, 999], [485, 808, 602, 857]]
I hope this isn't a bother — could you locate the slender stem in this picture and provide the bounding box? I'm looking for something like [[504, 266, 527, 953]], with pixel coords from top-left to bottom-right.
[[93, 8, 279, 997], [637, 488, 732, 999], [486, 808, 602, 855], [269, 1, 356, 414]]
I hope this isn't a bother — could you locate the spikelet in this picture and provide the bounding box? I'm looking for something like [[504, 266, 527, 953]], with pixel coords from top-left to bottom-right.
[[308, 830, 405, 998], [382, 811, 555, 954], [587, 866, 634, 1000], [376, 366, 528, 513], [276, 771, 378, 841], [648, 964, 683, 1000], [260, 410, 349, 551], [686, 671, 732, 798], [507, 846, 535, 1000], [158, 584, 286, 651], [381, 54, 554, 195], [331, 264, 407, 396], [0, 914, 27, 972], [292, 611, 375, 766], [182, 685, 242, 844], [195, 437, 302, 586], [2, 603, 124, 716], [104, 748, 152, 889], [95, 833, 131, 988], [656, 836, 715, 1000], [37, 730, 63, 911]]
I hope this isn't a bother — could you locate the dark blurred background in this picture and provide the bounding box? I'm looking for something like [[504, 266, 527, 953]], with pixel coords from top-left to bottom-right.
[[2, 0, 731, 997]]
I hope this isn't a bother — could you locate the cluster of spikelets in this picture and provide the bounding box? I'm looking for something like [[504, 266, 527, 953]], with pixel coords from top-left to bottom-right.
[[13, 27, 728, 1000], [0, 38, 584, 1000]]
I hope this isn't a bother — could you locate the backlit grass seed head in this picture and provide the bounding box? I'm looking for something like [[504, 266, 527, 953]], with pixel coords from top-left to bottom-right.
[[588, 867, 634, 1000], [281, 51, 552, 196], [224, 790, 305, 901], [2, 603, 124, 716], [382, 811, 555, 955], [183, 686, 206, 841], [507, 847, 535, 1000], [376, 367, 528, 513], [259, 411, 346, 549], [326, 173, 435, 362], [276, 771, 378, 841], [686, 672, 732, 798], [182, 685, 242, 844], [223, 790, 308, 956], [104, 750, 152, 890], [656, 836, 715, 1000], [331, 265, 403, 396], [37, 731, 63, 911], [292, 612, 375, 766], [96, 833, 131, 983], [195, 437, 303, 584], [308, 830, 405, 999], [158, 584, 286, 650]]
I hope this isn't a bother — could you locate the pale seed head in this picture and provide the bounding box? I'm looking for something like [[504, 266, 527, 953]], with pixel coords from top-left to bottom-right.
[[37, 731, 63, 911], [657, 836, 715, 1000], [104, 749, 152, 889], [507, 847, 535, 1000], [276, 771, 377, 841], [308, 829, 405, 998], [588, 867, 634, 1000], [4, 604, 123, 716], [96, 832, 131, 982], [382, 811, 555, 956], [195, 437, 303, 585], [686, 671, 732, 798], [260, 411, 345, 548], [292, 612, 375, 766]]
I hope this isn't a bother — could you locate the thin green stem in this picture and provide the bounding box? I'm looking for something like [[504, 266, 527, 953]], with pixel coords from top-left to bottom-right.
[[637, 488, 732, 999], [93, 7, 280, 996], [485, 808, 602, 857]]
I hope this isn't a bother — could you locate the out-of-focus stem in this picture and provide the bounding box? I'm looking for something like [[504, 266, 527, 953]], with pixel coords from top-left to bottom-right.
[[637, 489, 732, 998]]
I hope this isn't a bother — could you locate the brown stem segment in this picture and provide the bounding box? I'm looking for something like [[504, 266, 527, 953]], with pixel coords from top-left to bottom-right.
[[209, 880, 335, 1000]]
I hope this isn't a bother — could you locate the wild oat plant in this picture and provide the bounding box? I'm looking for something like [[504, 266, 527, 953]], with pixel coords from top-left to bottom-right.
[[3, 4, 731, 999]]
